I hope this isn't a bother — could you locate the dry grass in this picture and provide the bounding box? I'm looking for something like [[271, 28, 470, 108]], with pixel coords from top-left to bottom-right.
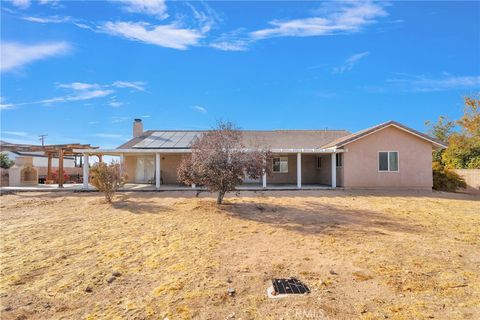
[[0, 190, 479, 319]]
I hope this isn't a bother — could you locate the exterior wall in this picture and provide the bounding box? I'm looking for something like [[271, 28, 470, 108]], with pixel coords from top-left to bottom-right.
[[342, 126, 433, 189], [124, 155, 137, 183], [301, 154, 332, 185], [161, 154, 184, 185], [452, 169, 480, 194], [123, 154, 186, 185], [267, 154, 330, 185], [336, 165, 344, 187], [267, 154, 298, 184], [122, 153, 333, 186]]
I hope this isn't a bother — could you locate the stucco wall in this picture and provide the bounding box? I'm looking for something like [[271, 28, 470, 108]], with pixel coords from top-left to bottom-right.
[[123, 154, 185, 185], [123, 153, 333, 186], [452, 169, 480, 194], [342, 126, 433, 189], [124, 156, 137, 183], [267, 154, 298, 184], [161, 154, 184, 185], [266, 154, 330, 185]]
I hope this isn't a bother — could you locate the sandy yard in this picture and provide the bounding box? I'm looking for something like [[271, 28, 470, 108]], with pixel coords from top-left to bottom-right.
[[0, 190, 479, 320]]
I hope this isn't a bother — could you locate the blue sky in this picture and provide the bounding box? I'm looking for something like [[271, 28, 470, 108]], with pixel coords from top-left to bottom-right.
[[1, 0, 479, 148]]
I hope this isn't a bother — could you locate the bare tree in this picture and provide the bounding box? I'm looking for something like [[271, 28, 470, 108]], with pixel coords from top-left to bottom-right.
[[178, 121, 271, 204]]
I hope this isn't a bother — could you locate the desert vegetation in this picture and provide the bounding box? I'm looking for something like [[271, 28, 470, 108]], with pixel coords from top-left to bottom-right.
[[427, 96, 479, 191], [0, 190, 478, 319], [178, 121, 271, 204], [89, 161, 126, 203]]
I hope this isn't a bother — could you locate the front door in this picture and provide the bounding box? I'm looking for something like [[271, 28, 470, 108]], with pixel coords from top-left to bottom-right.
[[135, 157, 155, 183]]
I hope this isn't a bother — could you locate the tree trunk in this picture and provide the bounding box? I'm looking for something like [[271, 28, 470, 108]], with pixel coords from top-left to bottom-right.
[[217, 191, 225, 204]]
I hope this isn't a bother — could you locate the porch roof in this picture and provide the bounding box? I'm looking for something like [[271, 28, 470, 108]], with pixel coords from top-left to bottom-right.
[[73, 147, 344, 155]]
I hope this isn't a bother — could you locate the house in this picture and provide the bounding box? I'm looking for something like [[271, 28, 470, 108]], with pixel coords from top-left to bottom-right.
[[78, 119, 447, 190]]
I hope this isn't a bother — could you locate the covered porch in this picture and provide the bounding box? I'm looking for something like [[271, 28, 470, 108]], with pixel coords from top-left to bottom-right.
[[77, 148, 343, 190]]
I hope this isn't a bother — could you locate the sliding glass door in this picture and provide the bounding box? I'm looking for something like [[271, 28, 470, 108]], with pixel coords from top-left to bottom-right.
[[135, 157, 155, 183]]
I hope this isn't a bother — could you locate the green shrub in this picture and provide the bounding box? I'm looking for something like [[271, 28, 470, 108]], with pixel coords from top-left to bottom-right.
[[432, 162, 467, 192]]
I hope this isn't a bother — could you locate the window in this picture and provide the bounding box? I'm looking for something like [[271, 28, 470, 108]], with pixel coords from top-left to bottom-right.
[[273, 157, 288, 173], [379, 151, 399, 172], [336, 153, 343, 167], [316, 156, 322, 169]]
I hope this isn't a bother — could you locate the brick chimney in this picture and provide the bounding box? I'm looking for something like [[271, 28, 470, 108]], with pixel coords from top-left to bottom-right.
[[133, 118, 143, 138]]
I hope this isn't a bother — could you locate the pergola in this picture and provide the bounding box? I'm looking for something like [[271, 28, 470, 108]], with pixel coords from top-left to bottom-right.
[[0, 142, 98, 188]]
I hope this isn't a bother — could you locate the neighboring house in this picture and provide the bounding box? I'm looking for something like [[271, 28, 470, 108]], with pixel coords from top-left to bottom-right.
[[78, 119, 447, 190], [0, 141, 80, 180]]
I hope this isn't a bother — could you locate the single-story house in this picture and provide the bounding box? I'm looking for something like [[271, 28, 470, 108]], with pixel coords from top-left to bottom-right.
[[77, 119, 447, 190]]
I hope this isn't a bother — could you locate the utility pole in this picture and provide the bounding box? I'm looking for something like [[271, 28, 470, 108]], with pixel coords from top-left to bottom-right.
[[39, 134, 48, 146]]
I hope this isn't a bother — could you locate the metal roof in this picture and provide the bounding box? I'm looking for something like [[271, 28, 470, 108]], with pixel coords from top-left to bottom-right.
[[117, 129, 351, 150], [131, 131, 203, 149]]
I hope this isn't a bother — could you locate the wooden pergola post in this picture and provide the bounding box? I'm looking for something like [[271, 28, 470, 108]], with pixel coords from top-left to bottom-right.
[[58, 149, 64, 188], [47, 153, 52, 181], [98, 155, 103, 163]]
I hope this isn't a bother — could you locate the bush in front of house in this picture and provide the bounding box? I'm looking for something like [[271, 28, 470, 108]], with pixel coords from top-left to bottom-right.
[[0, 153, 14, 169], [432, 162, 466, 192], [90, 162, 126, 203]]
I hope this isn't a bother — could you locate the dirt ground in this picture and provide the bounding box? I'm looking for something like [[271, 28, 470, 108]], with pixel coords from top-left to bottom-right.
[[0, 190, 479, 320]]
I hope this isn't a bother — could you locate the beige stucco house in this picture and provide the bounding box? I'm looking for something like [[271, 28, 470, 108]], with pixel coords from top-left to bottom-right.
[[77, 119, 446, 190]]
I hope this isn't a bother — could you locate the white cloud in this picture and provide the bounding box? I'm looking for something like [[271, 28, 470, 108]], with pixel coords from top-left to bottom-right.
[[332, 51, 369, 74], [1, 42, 71, 72], [0, 97, 15, 110], [112, 81, 146, 91], [109, 99, 124, 107], [112, 116, 130, 123], [141, 115, 151, 118], [210, 29, 251, 51], [57, 82, 99, 91], [2, 131, 28, 137], [22, 15, 71, 23], [100, 21, 203, 50], [41, 89, 115, 104], [0, 102, 15, 110], [8, 81, 146, 108], [92, 133, 124, 139], [88, 121, 99, 125], [185, 2, 219, 34], [116, 0, 168, 19], [250, 1, 387, 40], [10, 0, 30, 9], [192, 105, 207, 113], [386, 74, 480, 92]]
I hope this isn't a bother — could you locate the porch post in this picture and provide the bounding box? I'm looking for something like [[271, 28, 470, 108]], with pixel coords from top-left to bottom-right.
[[331, 153, 337, 189], [58, 149, 64, 188], [297, 152, 302, 189], [120, 153, 125, 175], [47, 153, 52, 181], [262, 158, 267, 188], [83, 153, 89, 189], [155, 153, 161, 190], [192, 183, 196, 188]]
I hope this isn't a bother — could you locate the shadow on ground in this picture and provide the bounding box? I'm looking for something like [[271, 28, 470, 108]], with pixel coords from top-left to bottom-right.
[[220, 200, 420, 236]]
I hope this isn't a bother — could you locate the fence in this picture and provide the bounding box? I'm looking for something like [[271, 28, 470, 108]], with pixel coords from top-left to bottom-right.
[[453, 169, 480, 194]]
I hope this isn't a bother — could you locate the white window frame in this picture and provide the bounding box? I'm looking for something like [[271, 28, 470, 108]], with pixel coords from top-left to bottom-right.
[[378, 151, 399, 172], [272, 156, 288, 173], [316, 156, 322, 169]]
